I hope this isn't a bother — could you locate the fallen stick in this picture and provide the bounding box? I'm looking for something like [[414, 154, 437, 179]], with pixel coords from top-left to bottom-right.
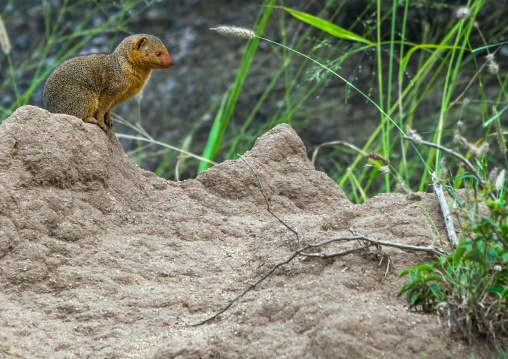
[[432, 172, 458, 249]]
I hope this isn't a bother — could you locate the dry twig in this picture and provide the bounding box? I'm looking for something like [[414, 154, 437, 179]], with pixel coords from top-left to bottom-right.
[[189, 228, 441, 326], [239, 155, 302, 246], [191, 244, 306, 326], [402, 136, 489, 191]]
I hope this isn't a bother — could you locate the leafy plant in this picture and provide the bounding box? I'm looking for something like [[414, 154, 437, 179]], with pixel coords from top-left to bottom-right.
[[399, 263, 446, 311], [400, 178, 508, 344]]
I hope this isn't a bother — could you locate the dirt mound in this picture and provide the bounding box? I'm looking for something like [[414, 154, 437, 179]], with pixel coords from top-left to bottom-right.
[[0, 106, 493, 358]]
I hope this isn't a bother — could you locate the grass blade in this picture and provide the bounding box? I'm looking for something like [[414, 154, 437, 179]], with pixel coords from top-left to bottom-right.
[[198, 0, 276, 172], [483, 104, 508, 127], [198, 87, 230, 173], [282, 7, 374, 46]]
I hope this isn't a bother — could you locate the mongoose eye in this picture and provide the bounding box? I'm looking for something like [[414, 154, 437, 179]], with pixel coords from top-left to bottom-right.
[[156, 52, 161, 57]]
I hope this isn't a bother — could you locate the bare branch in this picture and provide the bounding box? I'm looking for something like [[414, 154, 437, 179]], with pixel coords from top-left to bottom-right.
[[300, 243, 372, 258], [346, 229, 444, 256], [190, 230, 443, 326], [402, 136, 488, 190]]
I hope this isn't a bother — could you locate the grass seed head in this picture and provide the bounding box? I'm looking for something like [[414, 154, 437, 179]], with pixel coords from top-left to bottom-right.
[[485, 53, 495, 63], [494, 108, 507, 155], [456, 6, 471, 20], [454, 134, 489, 159], [405, 125, 422, 145], [488, 61, 499, 74], [366, 152, 389, 165], [210, 25, 256, 40], [495, 170, 505, 191], [0, 16, 11, 55]]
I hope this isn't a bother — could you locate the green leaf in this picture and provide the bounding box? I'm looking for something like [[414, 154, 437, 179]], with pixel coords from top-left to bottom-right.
[[487, 249, 499, 262], [464, 248, 486, 265], [198, 87, 230, 173], [426, 274, 444, 282], [445, 267, 458, 286], [410, 291, 422, 306], [399, 280, 418, 294], [282, 7, 374, 46], [429, 283, 445, 301], [401, 44, 462, 69], [483, 104, 508, 127], [453, 244, 467, 265], [417, 264, 436, 273], [473, 40, 508, 53], [399, 268, 413, 278], [487, 287, 508, 298], [399, 283, 410, 295]]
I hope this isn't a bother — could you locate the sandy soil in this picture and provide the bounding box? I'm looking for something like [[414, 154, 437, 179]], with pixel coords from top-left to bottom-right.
[[0, 106, 498, 358]]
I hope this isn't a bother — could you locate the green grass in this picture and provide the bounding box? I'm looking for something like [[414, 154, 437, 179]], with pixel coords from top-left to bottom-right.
[[197, 0, 276, 174], [192, 1, 506, 201]]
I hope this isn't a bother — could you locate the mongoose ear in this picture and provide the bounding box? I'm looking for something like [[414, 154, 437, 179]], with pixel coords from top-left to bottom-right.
[[134, 37, 148, 51]]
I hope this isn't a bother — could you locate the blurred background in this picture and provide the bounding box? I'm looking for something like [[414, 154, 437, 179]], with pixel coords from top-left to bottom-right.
[[1, 0, 507, 201]]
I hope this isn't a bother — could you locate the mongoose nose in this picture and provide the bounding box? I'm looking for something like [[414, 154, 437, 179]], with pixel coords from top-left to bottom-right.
[[161, 53, 174, 68]]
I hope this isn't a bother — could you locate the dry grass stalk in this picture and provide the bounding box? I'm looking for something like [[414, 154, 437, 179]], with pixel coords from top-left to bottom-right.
[[311, 140, 388, 166]]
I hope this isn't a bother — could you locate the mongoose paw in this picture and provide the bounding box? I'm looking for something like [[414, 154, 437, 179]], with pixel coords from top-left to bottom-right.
[[98, 122, 110, 132], [84, 117, 110, 133]]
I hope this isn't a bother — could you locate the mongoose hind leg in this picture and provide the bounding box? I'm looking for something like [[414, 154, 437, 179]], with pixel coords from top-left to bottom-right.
[[104, 111, 113, 128], [84, 117, 109, 132]]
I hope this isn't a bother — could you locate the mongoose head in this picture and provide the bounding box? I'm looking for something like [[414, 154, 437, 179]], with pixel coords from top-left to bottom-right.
[[121, 34, 174, 70]]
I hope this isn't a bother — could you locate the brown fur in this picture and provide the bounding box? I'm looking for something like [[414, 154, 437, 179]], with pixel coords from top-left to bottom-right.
[[43, 34, 174, 131]]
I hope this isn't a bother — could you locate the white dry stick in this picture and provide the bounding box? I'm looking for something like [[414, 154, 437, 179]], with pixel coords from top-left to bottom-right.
[[432, 172, 458, 249]]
